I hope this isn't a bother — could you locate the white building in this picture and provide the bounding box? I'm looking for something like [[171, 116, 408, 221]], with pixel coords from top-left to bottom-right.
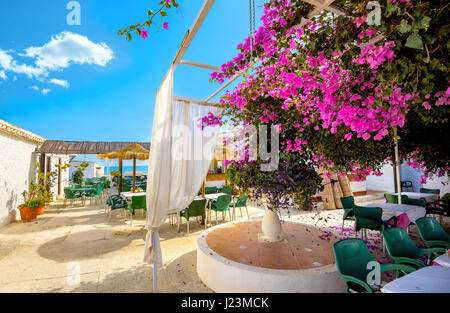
[[69, 161, 104, 179], [0, 120, 70, 228]]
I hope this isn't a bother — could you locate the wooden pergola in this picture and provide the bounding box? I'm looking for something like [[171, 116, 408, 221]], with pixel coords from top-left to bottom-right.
[[37, 140, 151, 197]]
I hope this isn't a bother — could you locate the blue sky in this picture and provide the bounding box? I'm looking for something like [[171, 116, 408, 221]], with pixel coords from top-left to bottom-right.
[[0, 0, 264, 147]]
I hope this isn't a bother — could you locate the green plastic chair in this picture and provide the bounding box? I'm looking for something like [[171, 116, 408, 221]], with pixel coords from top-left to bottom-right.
[[420, 188, 440, 195], [384, 193, 408, 204], [353, 205, 388, 254], [403, 197, 426, 207], [333, 239, 416, 293], [415, 217, 450, 249], [106, 195, 128, 217], [233, 195, 249, 220], [126, 195, 146, 226], [64, 187, 82, 206], [178, 199, 207, 235], [211, 194, 232, 224], [86, 183, 104, 205], [221, 186, 234, 195], [383, 227, 446, 274], [340, 196, 355, 234], [205, 187, 218, 195]]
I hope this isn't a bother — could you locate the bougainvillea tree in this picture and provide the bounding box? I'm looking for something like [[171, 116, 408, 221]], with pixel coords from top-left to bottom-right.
[[117, 0, 178, 40], [203, 0, 449, 210]]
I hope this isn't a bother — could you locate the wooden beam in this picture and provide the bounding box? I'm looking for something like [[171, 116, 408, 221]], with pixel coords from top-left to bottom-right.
[[172, 0, 216, 67], [174, 96, 222, 107], [179, 60, 220, 71]]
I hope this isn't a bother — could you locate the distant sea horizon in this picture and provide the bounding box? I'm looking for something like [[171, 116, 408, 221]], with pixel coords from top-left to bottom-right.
[[105, 166, 148, 174]]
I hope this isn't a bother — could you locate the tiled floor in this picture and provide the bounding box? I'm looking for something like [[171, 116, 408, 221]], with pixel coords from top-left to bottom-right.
[[206, 221, 336, 270]]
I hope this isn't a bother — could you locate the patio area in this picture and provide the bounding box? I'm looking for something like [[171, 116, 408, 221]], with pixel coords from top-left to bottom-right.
[[1, 190, 446, 293]]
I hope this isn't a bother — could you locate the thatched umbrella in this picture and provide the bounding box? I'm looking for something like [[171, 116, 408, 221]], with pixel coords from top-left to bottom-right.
[[98, 143, 150, 194]]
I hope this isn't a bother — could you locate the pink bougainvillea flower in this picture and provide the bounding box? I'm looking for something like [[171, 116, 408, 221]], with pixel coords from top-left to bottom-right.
[[163, 22, 169, 30], [141, 28, 148, 39]]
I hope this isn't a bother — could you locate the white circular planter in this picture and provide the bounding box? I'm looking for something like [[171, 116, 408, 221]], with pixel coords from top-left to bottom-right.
[[197, 221, 346, 293]]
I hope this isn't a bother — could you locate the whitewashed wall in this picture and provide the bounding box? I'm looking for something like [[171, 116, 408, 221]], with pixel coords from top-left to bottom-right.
[[0, 131, 40, 227], [69, 161, 99, 179], [423, 174, 450, 197], [366, 163, 395, 192]]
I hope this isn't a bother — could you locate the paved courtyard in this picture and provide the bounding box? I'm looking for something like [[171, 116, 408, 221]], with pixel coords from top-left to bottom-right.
[[0, 193, 447, 293]]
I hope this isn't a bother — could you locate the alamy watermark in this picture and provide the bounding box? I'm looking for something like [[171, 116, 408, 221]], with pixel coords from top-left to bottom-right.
[[66, 1, 81, 26]]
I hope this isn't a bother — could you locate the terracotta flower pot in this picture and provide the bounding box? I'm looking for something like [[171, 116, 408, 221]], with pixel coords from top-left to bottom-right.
[[36, 206, 45, 215], [18, 207, 38, 221]]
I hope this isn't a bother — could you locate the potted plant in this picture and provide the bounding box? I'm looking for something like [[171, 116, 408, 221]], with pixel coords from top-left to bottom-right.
[[18, 199, 44, 221]]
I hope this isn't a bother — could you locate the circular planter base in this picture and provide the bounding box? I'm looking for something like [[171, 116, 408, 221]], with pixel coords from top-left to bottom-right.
[[197, 221, 346, 293]]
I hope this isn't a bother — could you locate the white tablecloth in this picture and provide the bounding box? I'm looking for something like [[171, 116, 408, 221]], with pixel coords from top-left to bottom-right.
[[391, 192, 439, 202], [365, 203, 426, 223], [381, 266, 450, 293], [434, 254, 450, 267], [121, 192, 147, 199], [203, 193, 228, 201]]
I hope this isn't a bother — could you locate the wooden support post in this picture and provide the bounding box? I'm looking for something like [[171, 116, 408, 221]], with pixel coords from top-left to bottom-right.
[[223, 147, 228, 186], [132, 157, 136, 192], [118, 159, 123, 195], [58, 158, 62, 196], [202, 181, 206, 198]]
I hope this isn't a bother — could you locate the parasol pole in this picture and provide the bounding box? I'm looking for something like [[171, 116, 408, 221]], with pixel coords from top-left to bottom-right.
[[119, 159, 123, 195], [133, 157, 136, 192], [394, 127, 402, 204]]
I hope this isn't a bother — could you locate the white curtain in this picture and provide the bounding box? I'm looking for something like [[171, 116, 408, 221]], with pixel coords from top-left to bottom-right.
[[144, 65, 222, 273]]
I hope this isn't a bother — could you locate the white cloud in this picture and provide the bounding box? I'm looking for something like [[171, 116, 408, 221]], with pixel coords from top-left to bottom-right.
[[22, 32, 114, 71], [0, 32, 114, 88], [49, 78, 70, 88], [29, 85, 51, 95], [41, 88, 51, 95]]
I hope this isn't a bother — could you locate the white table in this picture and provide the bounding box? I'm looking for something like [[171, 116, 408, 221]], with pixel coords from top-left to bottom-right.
[[391, 192, 439, 203], [365, 203, 426, 223], [381, 266, 450, 293], [121, 192, 146, 199], [433, 254, 450, 267]]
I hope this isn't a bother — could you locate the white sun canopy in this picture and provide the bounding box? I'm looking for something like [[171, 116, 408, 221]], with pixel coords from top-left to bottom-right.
[[144, 65, 222, 292]]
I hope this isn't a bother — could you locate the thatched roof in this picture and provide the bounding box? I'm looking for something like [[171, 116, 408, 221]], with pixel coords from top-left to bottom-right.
[[98, 143, 150, 160], [39, 140, 150, 155]]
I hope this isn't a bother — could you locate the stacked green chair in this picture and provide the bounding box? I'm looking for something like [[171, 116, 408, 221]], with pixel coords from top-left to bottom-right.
[[333, 238, 415, 293], [340, 196, 355, 234], [178, 199, 207, 235], [106, 195, 128, 218], [211, 194, 232, 224], [233, 195, 249, 220], [383, 227, 446, 275], [126, 195, 146, 226], [64, 187, 82, 206], [384, 193, 408, 204], [415, 217, 450, 249], [205, 187, 218, 195]]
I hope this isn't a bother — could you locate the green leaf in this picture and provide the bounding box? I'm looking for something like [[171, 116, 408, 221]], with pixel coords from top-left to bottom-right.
[[172, 0, 179, 8], [397, 19, 411, 34], [148, 10, 154, 15], [126, 33, 132, 41], [160, 10, 167, 17], [405, 33, 424, 50]]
